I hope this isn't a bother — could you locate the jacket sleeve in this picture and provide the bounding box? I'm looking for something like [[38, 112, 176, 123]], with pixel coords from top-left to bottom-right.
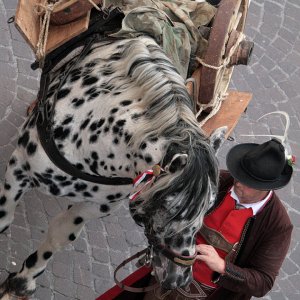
[[213, 222, 293, 297]]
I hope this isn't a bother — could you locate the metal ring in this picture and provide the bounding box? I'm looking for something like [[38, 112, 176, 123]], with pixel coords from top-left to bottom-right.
[[7, 16, 15, 24]]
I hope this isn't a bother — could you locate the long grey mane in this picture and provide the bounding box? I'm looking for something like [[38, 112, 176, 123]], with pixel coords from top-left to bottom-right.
[[127, 37, 219, 236], [116, 37, 201, 148]]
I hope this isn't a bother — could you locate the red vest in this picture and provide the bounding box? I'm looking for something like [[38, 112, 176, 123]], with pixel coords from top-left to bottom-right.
[[193, 193, 253, 287]]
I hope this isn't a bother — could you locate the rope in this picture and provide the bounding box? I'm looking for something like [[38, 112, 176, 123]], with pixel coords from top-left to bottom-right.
[[195, 32, 245, 126], [34, 0, 101, 65]]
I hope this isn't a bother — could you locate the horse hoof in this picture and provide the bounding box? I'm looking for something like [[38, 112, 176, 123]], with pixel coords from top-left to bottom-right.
[[0, 274, 34, 300]]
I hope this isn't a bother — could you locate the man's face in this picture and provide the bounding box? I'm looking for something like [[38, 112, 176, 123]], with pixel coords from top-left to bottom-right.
[[233, 180, 269, 204]]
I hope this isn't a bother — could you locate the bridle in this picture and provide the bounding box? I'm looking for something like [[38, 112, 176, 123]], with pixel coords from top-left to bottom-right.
[[114, 165, 198, 293], [113, 243, 197, 293]]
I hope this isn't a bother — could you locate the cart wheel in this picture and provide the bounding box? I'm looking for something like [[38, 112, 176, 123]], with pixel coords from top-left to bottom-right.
[[198, 0, 252, 106]]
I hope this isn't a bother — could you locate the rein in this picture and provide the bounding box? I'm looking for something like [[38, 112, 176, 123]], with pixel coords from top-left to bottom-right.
[[114, 248, 159, 293]]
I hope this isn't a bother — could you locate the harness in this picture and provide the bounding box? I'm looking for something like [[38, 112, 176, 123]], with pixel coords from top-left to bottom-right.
[[34, 7, 132, 186]]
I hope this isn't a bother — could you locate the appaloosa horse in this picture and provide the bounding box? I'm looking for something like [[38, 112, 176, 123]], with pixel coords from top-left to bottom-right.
[[0, 26, 226, 298]]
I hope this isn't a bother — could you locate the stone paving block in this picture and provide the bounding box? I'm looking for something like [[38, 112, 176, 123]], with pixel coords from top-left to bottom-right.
[[278, 57, 298, 74], [94, 278, 113, 295], [92, 262, 110, 278], [92, 247, 110, 263], [105, 222, 123, 237], [34, 286, 53, 300], [260, 54, 276, 71], [0, 46, 13, 62], [86, 218, 105, 231], [125, 230, 146, 246], [266, 292, 287, 300], [7, 110, 24, 128], [52, 261, 72, 279], [269, 66, 289, 83], [0, 119, 18, 146], [0, 144, 14, 165], [74, 266, 93, 287], [73, 251, 91, 270], [54, 250, 74, 266], [276, 278, 298, 295], [264, 1, 282, 16], [278, 27, 298, 45], [87, 230, 107, 248], [285, 3, 300, 21], [17, 73, 40, 91], [3, 0, 18, 10], [278, 81, 298, 98], [77, 285, 96, 300], [73, 237, 88, 253], [11, 39, 34, 60], [281, 257, 299, 276], [53, 292, 73, 300], [16, 58, 40, 77], [17, 86, 38, 104], [107, 234, 129, 251], [282, 16, 300, 36], [54, 277, 77, 298], [118, 215, 140, 231]]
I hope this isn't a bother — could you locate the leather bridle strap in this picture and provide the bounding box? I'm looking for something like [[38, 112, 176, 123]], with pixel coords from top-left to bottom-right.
[[155, 244, 197, 267], [114, 248, 159, 293]]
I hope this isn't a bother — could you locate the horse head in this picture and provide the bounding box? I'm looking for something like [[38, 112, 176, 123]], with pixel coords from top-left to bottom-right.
[[129, 126, 224, 290]]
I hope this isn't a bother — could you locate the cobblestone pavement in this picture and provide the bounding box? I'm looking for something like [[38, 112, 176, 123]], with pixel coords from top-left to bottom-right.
[[0, 0, 299, 299]]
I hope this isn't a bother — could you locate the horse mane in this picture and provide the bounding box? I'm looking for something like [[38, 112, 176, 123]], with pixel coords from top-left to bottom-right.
[[119, 37, 200, 149], [124, 37, 219, 236]]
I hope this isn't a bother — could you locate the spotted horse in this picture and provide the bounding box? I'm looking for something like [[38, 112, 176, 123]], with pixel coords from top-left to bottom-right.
[[0, 14, 227, 300]]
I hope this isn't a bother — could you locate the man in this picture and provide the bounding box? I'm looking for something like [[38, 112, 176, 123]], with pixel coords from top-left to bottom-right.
[[194, 138, 293, 299]]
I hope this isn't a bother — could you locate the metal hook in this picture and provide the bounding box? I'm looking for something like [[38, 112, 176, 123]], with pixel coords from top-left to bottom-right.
[[145, 246, 154, 267]]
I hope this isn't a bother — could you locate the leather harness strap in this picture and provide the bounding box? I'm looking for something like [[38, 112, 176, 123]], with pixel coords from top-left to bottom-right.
[[114, 248, 160, 293], [198, 223, 234, 253], [35, 8, 133, 186]]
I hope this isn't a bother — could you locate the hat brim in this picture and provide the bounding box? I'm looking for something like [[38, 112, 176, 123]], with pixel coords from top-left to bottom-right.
[[226, 143, 293, 190]]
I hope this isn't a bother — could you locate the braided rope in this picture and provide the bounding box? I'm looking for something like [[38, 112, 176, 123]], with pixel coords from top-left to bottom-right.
[[196, 32, 245, 126], [34, 0, 100, 64]]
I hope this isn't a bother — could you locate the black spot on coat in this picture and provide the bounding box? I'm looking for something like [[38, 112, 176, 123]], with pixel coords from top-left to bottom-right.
[[25, 251, 38, 268], [18, 131, 30, 148], [27, 142, 37, 156], [43, 251, 53, 260]]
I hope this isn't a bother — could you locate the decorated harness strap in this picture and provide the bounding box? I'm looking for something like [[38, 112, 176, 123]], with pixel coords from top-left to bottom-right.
[[129, 165, 163, 202]]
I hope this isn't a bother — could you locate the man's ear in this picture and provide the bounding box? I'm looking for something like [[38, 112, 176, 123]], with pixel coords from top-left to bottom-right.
[[209, 126, 227, 153], [165, 154, 188, 173]]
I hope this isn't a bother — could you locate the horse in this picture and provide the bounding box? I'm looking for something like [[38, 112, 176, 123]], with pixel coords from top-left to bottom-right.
[[0, 17, 226, 299]]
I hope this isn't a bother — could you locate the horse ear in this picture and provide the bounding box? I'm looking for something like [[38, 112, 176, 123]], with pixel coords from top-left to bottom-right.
[[209, 126, 227, 153], [165, 154, 188, 173]]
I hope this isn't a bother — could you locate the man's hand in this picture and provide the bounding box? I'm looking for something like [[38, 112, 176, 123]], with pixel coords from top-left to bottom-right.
[[196, 244, 226, 274]]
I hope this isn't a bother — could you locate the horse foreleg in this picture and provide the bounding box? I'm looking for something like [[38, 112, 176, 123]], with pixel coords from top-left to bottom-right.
[[0, 151, 32, 234], [0, 202, 103, 299]]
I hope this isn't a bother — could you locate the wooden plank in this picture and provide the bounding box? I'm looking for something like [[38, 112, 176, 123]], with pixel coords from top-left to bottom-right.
[[15, 0, 90, 56], [15, 0, 40, 52], [46, 12, 90, 54], [201, 90, 252, 138]]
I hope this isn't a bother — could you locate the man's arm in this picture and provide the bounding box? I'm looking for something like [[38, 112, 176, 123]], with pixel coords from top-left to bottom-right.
[[196, 224, 293, 297]]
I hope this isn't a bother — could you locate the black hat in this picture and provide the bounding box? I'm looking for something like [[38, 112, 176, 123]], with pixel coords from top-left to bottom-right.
[[226, 139, 293, 190]]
